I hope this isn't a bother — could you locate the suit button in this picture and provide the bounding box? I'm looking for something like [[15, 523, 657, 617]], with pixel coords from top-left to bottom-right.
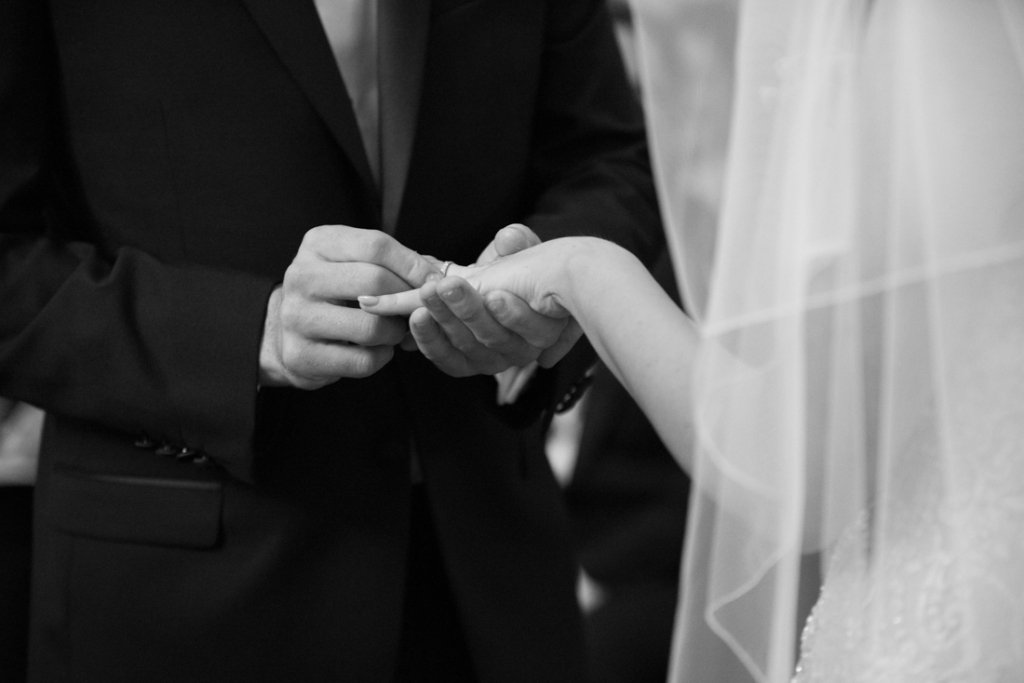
[[134, 435, 156, 449], [555, 374, 594, 414], [175, 447, 198, 462], [155, 443, 178, 457]]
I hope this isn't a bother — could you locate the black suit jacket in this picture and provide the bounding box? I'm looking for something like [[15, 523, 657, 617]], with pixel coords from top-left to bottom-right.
[[0, 1, 663, 681]]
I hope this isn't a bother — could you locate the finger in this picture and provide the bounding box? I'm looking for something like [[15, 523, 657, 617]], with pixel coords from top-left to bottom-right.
[[421, 282, 481, 349], [359, 263, 482, 315], [443, 262, 476, 279], [280, 336, 396, 385], [483, 291, 568, 349], [289, 302, 409, 346], [407, 308, 474, 377], [300, 225, 443, 287], [492, 223, 541, 257], [400, 331, 418, 352], [422, 254, 446, 273], [287, 260, 427, 304], [476, 223, 539, 265], [434, 278, 539, 366], [537, 318, 584, 368], [420, 282, 509, 374], [359, 288, 424, 316], [475, 239, 499, 266]]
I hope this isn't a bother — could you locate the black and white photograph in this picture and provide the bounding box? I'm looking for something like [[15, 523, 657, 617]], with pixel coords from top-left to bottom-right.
[[2, 0, 1022, 681]]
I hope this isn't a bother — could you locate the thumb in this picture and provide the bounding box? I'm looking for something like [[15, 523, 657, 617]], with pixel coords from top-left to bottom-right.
[[493, 223, 541, 258]]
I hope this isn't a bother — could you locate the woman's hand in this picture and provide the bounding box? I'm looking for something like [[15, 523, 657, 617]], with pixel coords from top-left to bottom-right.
[[395, 225, 573, 376]]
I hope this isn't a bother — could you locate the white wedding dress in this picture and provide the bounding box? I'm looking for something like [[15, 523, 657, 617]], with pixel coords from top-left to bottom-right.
[[630, 0, 1024, 681]]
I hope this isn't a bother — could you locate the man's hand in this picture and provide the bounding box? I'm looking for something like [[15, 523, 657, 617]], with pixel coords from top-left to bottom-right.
[[405, 224, 582, 377], [259, 226, 442, 390]]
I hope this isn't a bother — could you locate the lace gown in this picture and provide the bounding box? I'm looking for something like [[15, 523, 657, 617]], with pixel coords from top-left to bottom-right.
[[792, 1, 1024, 679]]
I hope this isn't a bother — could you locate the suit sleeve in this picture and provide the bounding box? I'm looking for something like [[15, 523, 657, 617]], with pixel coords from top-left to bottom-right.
[[525, 0, 663, 261], [520, 0, 666, 417], [0, 1, 275, 482]]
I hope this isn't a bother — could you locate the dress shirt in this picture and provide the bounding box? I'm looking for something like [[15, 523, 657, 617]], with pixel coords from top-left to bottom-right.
[[314, 0, 380, 184]]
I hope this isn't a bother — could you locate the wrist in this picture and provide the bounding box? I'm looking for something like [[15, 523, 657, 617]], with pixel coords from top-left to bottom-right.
[[559, 237, 641, 317]]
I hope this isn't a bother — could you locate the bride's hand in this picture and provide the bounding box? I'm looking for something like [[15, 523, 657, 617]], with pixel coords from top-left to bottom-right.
[[423, 265, 584, 370]]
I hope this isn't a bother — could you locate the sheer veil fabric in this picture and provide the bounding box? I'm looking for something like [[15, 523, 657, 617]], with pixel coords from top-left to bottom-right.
[[630, 0, 1024, 681]]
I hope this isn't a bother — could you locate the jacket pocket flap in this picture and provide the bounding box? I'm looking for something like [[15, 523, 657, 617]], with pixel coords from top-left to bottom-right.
[[52, 468, 222, 549]]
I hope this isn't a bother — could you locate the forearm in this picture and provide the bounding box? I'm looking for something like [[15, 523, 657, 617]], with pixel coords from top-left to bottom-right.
[[546, 239, 700, 472]]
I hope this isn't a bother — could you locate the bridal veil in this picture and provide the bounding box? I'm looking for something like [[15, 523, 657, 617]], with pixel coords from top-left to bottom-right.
[[630, 0, 1024, 680]]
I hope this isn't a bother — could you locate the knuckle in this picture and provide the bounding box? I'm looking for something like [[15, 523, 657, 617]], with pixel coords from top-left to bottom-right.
[[459, 305, 489, 327], [359, 230, 391, 261], [283, 262, 315, 294], [348, 347, 391, 378], [424, 299, 454, 322], [282, 262, 302, 286], [299, 227, 317, 250], [302, 225, 328, 250], [350, 314, 376, 344], [367, 267, 393, 294], [451, 335, 479, 355], [359, 315, 403, 346], [280, 337, 306, 371], [408, 315, 436, 342], [279, 299, 303, 331], [347, 355, 373, 379], [482, 325, 516, 348]]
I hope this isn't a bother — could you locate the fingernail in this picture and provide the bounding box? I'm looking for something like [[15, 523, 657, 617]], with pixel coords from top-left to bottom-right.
[[426, 272, 442, 283], [358, 295, 379, 307], [441, 287, 464, 303], [486, 298, 506, 315]]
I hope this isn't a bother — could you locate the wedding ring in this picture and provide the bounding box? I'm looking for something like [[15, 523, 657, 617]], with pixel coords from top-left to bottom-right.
[[441, 260, 452, 277]]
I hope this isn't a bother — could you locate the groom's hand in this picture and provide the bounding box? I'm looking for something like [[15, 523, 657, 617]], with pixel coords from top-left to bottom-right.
[[407, 224, 577, 377], [259, 225, 442, 389]]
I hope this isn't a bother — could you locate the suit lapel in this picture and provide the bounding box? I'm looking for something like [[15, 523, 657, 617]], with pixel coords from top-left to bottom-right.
[[379, 0, 430, 234], [239, 0, 379, 201]]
